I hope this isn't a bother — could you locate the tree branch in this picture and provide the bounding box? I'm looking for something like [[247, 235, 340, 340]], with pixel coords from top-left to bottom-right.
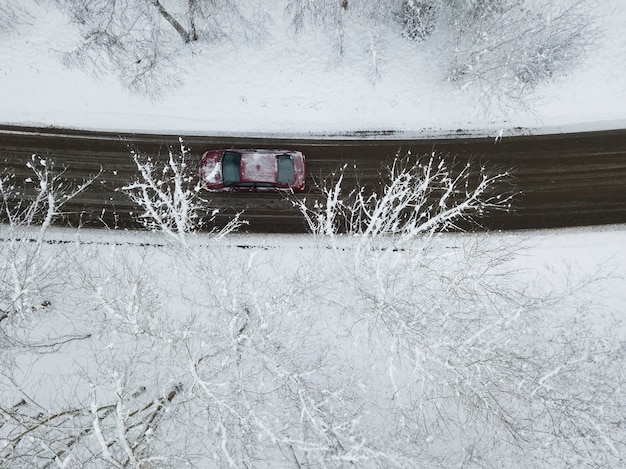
[[149, 0, 191, 43]]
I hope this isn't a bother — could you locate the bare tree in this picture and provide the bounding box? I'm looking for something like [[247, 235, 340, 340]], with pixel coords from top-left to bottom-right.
[[0, 1, 33, 36], [418, 0, 598, 111], [0, 231, 386, 467], [120, 139, 246, 244], [286, 0, 598, 110], [0, 156, 99, 328], [340, 232, 625, 466], [51, 0, 266, 96], [398, 0, 439, 40], [293, 150, 512, 241], [286, 0, 351, 54], [53, 0, 259, 44], [290, 148, 625, 466], [0, 157, 104, 468]]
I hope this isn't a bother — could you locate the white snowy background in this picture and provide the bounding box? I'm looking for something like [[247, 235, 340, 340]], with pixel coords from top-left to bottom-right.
[[1, 0, 625, 136], [0, 0, 625, 467]]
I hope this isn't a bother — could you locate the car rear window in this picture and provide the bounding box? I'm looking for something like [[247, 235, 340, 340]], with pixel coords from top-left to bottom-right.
[[222, 151, 241, 186], [276, 154, 295, 185]]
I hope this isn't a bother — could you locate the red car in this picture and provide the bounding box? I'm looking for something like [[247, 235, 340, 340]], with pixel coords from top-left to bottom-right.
[[199, 149, 306, 192]]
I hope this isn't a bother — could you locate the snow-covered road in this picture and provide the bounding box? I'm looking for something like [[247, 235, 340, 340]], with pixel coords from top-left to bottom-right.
[[2, 125, 626, 232]]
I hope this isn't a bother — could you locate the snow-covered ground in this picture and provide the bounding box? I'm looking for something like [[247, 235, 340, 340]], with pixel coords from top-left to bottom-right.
[[1, 220, 624, 467], [1, 0, 625, 137], [1, 1, 625, 466]]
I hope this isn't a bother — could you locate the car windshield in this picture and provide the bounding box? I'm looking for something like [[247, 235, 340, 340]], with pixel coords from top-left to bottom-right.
[[222, 151, 241, 186], [276, 154, 295, 185]]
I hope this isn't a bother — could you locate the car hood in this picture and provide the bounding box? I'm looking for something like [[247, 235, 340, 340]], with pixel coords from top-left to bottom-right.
[[201, 155, 222, 184]]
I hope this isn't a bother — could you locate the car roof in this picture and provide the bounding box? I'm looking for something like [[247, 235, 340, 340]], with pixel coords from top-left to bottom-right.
[[239, 152, 279, 183]]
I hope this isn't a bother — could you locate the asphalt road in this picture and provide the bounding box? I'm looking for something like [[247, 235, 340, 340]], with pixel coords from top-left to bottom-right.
[[1, 125, 626, 233]]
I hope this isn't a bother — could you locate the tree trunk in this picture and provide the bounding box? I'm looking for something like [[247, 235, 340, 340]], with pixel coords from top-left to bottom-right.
[[188, 0, 199, 42], [149, 0, 191, 43]]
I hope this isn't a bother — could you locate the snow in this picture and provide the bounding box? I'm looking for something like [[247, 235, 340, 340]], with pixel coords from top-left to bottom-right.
[[1, 0, 625, 137], [240, 152, 277, 182], [1, 222, 624, 466], [1, 1, 626, 465], [200, 154, 222, 184]]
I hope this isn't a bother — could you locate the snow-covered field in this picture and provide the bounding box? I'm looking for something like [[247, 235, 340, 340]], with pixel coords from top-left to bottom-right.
[[1, 0, 625, 467], [1, 0, 625, 136], [0, 220, 624, 467]]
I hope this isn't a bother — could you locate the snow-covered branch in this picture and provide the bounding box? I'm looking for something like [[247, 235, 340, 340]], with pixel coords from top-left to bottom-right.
[[120, 139, 246, 244], [0, 156, 99, 322], [294, 151, 512, 243]]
